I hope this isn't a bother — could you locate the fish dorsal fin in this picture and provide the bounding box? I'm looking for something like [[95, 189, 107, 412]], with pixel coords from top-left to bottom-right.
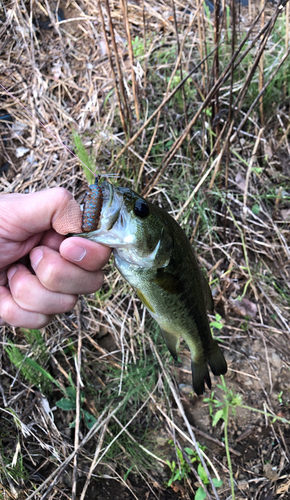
[[160, 328, 179, 361], [153, 269, 184, 295]]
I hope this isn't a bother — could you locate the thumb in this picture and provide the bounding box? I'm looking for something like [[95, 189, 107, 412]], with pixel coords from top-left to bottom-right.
[[0, 188, 74, 240]]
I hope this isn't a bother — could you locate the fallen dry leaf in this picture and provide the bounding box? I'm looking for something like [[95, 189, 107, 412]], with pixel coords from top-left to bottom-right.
[[280, 209, 290, 221], [235, 171, 247, 191], [231, 297, 257, 318], [263, 462, 279, 482]]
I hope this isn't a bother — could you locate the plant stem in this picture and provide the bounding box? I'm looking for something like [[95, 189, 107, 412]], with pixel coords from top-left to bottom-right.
[[220, 376, 235, 500], [240, 404, 290, 425], [224, 404, 235, 499]]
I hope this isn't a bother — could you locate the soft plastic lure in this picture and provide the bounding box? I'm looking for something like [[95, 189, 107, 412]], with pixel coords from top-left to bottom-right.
[[81, 177, 103, 232]]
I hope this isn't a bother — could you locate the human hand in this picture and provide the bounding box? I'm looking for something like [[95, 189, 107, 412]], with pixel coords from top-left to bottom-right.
[[0, 188, 111, 328]]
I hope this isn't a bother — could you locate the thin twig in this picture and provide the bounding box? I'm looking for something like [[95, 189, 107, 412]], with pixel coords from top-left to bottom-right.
[[79, 420, 109, 500], [97, 0, 128, 135], [108, 44, 219, 173], [72, 303, 83, 500]]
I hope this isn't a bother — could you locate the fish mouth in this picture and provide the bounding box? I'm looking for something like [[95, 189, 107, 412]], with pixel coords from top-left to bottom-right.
[[77, 180, 134, 248], [99, 181, 122, 231], [101, 180, 114, 209]]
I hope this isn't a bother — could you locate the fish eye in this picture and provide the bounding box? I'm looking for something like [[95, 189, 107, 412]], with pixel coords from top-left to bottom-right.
[[134, 199, 150, 218]]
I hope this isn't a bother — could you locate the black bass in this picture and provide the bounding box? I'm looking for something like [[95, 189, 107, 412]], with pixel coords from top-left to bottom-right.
[[78, 180, 227, 395]]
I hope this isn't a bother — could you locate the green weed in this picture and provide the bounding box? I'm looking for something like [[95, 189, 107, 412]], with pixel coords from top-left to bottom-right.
[[5, 329, 59, 393], [165, 441, 223, 499], [0, 448, 29, 483], [195, 463, 223, 500], [132, 36, 145, 58], [71, 128, 95, 184], [165, 441, 205, 487], [56, 385, 97, 430]]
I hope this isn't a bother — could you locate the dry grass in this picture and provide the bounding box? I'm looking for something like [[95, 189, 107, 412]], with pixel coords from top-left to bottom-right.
[[1, 0, 290, 499]]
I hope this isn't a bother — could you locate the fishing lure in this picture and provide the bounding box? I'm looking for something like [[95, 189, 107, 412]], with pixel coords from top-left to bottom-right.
[[81, 177, 103, 233]]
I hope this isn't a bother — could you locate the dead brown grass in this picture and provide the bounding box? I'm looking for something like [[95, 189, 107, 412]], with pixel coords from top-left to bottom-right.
[[1, 0, 290, 499]]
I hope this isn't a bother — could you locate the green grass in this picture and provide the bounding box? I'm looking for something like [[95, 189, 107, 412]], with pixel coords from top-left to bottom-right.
[[71, 128, 96, 184], [5, 329, 58, 393]]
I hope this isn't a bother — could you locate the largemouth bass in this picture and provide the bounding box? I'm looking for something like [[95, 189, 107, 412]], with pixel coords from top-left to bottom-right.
[[78, 180, 227, 395]]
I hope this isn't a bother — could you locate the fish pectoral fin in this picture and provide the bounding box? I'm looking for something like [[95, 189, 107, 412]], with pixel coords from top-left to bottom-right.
[[191, 359, 211, 396], [135, 288, 155, 314], [153, 269, 184, 295], [160, 328, 179, 361]]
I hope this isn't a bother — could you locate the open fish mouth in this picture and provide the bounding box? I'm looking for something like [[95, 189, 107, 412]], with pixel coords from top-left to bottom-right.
[[101, 180, 114, 210], [77, 181, 137, 249]]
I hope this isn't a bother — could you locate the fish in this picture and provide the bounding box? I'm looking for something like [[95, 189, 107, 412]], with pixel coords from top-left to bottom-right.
[[77, 179, 227, 396]]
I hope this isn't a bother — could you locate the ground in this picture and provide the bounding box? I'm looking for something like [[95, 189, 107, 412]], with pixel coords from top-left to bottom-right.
[[0, 0, 290, 499]]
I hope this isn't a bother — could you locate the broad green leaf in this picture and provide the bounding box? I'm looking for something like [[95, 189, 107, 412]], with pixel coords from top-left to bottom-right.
[[195, 486, 206, 500], [212, 409, 224, 426], [174, 470, 181, 481], [55, 398, 76, 411], [211, 321, 224, 330], [197, 463, 208, 484], [213, 478, 223, 487], [185, 447, 195, 455], [252, 204, 260, 215], [83, 410, 97, 429], [66, 387, 76, 401]]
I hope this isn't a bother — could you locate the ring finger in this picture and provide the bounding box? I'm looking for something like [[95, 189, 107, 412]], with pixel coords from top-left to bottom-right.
[[7, 264, 78, 315], [0, 286, 52, 328]]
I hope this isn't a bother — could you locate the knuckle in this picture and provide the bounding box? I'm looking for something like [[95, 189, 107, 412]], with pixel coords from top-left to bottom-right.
[[40, 261, 60, 290], [33, 314, 52, 329], [85, 272, 104, 294], [0, 298, 15, 324], [63, 294, 78, 311], [12, 274, 31, 303], [52, 187, 73, 214]]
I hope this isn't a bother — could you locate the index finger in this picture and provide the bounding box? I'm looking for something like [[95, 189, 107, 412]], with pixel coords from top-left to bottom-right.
[[59, 237, 112, 271]]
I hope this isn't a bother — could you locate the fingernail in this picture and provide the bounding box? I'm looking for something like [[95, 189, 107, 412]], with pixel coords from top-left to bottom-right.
[[64, 243, 86, 262], [7, 265, 18, 281], [30, 248, 43, 270]]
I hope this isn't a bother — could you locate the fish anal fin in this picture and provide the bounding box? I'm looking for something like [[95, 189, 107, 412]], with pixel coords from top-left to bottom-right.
[[153, 269, 184, 295], [191, 360, 211, 396], [160, 328, 179, 361]]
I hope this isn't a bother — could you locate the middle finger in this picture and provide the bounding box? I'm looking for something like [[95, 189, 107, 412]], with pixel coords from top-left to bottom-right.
[[30, 245, 105, 295]]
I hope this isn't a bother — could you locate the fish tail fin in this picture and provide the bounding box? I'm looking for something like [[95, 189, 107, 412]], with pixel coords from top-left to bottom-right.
[[191, 359, 211, 396], [208, 341, 227, 376]]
